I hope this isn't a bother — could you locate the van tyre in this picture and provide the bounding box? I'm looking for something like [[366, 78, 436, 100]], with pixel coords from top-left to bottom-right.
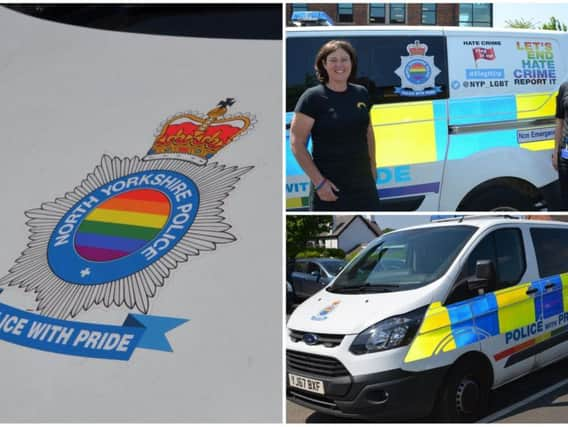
[[459, 184, 535, 211], [436, 360, 490, 422]]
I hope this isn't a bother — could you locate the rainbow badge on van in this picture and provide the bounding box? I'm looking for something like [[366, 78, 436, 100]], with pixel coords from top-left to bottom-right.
[[0, 99, 255, 360], [395, 40, 442, 97], [311, 300, 341, 321]]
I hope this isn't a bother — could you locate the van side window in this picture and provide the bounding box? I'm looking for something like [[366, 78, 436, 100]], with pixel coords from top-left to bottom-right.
[[286, 35, 449, 111], [530, 227, 568, 277], [446, 228, 525, 305], [494, 229, 526, 287], [463, 234, 495, 279]]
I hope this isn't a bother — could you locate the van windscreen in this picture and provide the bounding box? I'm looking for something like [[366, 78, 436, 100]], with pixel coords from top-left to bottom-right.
[[328, 225, 477, 293]]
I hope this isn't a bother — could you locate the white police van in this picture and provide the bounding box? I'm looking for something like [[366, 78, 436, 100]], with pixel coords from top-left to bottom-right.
[[286, 26, 568, 211], [286, 216, 568, 420]]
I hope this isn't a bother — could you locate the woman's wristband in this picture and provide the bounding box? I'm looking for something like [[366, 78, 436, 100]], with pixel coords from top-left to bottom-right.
[[314, 178, 327, 191]]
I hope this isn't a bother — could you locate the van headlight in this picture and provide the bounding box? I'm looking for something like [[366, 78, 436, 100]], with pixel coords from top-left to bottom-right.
[[349, 306, 428, 355]]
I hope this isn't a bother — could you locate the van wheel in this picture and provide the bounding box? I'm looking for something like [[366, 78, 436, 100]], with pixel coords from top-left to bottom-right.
[[458, 184, 536, 211], [436, 360, 489, 422]]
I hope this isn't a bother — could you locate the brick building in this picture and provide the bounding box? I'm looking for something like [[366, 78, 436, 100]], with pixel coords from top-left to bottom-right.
[[287, 3, 493, 27]]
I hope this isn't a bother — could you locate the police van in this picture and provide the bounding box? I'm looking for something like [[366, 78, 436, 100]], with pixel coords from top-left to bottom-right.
[[286, 26, 568, 211], [286, 216, 568, 420]]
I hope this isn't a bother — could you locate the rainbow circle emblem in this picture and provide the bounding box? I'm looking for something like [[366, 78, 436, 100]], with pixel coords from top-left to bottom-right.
[[405, 59, 431, 86], [48, 170, 199, 285]]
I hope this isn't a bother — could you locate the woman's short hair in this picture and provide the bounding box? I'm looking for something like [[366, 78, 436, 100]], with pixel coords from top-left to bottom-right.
[[314, 40, 358, 84]]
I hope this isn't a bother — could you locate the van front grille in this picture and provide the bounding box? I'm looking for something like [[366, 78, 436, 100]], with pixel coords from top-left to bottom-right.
[[289, 330, 344, 347], [287, 350, 349, 377]]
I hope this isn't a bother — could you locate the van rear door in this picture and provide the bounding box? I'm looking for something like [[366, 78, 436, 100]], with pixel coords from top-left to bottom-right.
[[529, 226, 568, 368], [441, 30, 567, 210]]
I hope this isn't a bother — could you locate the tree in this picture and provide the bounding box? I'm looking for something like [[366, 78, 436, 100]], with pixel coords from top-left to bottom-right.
[[505, 18, 535, 29], [541, 16, 567, 31], [286, 215, 332, 258], [505, 16, 568, 31]]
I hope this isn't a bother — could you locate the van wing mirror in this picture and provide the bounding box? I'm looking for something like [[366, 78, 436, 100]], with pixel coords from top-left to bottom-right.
[[467, 259, 495, 294], [475, 259, 495, 280]]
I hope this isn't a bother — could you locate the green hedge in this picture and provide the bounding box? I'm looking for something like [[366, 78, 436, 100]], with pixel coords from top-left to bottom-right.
[[345, 248, 363, 262], [295, 248, 345, 259]]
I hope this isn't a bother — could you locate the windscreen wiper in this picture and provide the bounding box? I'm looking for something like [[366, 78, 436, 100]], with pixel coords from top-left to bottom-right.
[[328, 283, 400, 293]]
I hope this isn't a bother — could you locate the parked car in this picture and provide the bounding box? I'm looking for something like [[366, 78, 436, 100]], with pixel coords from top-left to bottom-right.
[[288, 258, 346, 309], [286, 258, 297, 313]]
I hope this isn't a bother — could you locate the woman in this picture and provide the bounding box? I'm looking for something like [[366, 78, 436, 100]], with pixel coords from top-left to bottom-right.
[[553, 80, 568, 210], [290, 40, 380, 211]]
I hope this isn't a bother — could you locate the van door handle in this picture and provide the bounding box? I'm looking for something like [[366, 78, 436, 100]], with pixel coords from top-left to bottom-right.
[[526, 287, 538, 296], [544, 282, 555, 291]]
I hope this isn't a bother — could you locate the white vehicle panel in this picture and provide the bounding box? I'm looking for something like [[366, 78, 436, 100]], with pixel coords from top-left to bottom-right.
[[447, 33, 565, 98], [287, 286, 435, 335], [0, 7, 281, 422]]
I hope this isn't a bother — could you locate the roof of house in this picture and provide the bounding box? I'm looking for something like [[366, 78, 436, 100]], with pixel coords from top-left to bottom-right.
[[323, 215, 382, 238]]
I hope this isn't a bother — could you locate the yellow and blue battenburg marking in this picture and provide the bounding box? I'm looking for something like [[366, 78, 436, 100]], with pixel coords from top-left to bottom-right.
[[371, 100, 445, 167], [405, 272, 568, 365], [286, 91, 557, 209], [447, 91, 556, 160], [286, 112, 312, 209], [370, 99, 446, 199]]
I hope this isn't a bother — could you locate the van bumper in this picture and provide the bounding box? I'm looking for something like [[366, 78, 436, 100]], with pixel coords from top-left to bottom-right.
[[287, 365, 448, 420]]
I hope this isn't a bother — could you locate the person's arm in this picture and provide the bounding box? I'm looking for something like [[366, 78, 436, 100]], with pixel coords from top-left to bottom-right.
[[553, 85, 565, 171], [367, 123, 377, 183], [553, 118, 563, 171], [290, 112, 339, 201]]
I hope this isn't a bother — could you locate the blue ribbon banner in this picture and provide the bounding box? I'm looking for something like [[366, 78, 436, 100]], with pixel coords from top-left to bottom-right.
[[0, 291, 187, 360], [394, 86, 442, 97]]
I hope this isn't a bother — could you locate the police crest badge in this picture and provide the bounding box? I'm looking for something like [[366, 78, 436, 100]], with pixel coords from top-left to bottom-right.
[[0, 99, 254, 360], [395, 40, 442, 97]]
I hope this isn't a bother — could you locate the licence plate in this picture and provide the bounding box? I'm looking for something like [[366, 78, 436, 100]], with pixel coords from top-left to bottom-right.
[[288, 373, 325, 395]]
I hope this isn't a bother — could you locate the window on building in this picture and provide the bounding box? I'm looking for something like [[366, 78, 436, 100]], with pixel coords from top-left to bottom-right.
[[459, 4, 472, 26], [338, 3, 353, 23], [459, 3, 492, 27], [390, 3, 406, 24], [292, 3, 308, 12], [421, 4, 436, 25], [369, 3, 385, 24]]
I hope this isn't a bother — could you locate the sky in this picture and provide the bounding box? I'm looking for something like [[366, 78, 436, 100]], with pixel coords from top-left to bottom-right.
[[493, 2, 568, 28], [371, 214, 432, 230]]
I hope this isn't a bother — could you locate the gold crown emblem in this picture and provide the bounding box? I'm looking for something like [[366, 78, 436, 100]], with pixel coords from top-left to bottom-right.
[[407, 40, 428, 56], [145, 98, 253, 165]]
